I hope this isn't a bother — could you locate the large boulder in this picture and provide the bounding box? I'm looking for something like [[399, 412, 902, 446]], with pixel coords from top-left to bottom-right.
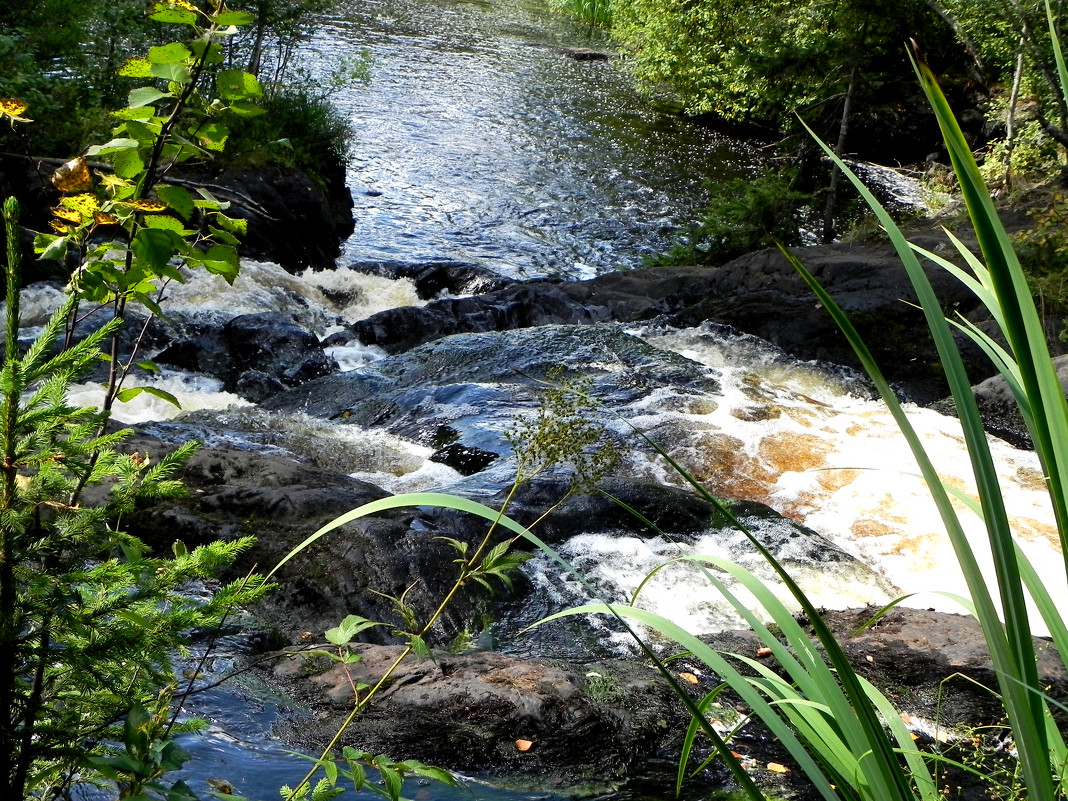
[[153, 311, 338, 402], [269, 645, 692, 786]]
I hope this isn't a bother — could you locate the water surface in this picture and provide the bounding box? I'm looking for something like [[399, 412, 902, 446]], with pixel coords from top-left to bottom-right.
[[303, 0, 754, 279]]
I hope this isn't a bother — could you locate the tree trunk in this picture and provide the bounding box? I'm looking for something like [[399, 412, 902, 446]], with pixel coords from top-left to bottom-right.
[[823, 19, 868, 243]]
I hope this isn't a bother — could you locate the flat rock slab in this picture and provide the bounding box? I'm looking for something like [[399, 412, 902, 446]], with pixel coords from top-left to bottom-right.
[[270, 644, 688, 784]]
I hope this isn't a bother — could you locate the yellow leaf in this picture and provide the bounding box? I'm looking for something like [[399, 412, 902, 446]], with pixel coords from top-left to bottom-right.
[[678, 672, 699, 685], [767, 762, 789, 774], [126, 199, 168, 212], [52, 207, 82, 224], [0, 98, 31, 122], [51, 158, 92, 193], [62, 193, 101, 216], [515, 739, 533, 752]]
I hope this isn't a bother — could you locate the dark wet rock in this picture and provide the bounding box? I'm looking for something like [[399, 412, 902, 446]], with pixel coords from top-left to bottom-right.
[[154, 311, 338, 402], [802, 607, 1067, 728], [123, 432, 520, 644], [209, 166, 354, 271], [429, 443, 501, 475], [270, 644, 691, 786], [560, 47, 613, 60], [968, 353, 1068, 448], [347, 246, 990, 404], [260, 606, 1065, 798], [0, 156, 353, 277]]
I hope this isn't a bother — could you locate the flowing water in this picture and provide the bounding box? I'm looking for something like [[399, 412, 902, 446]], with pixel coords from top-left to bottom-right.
[[301, 0, 754, 279], [34, 0, 1063, 795]]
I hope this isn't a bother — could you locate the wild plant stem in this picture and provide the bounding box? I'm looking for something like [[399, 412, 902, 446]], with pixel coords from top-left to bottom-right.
[[290, 479, 567, 798]]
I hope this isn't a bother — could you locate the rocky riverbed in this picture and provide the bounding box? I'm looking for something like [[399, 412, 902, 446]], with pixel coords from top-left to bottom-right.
[[52, 224, 1055, 798]]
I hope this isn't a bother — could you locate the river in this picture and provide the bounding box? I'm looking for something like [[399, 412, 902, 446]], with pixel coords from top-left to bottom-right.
[[53, 0, 1061, 796], [301, 0, 754, 280]]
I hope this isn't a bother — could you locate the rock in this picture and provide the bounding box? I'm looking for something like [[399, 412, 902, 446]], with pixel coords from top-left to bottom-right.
[[968, 354, 1068, 447], [154, 311, 338, 401], [257, 605, 1065, 797], [347, 246, 991, 403], [269, 644, 692, 785], [560, 47, 613, 61], [209, 166, 354, 271], [429, 443, 500, 475]]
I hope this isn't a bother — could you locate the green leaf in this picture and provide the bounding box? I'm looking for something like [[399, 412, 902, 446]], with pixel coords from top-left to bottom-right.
[[148, 2, 198, 24], [343, 754, 367, 790], [213, 213, 247, 235], [324, 758, 338, 785], [119, 58, 153, 78], [128, 86, 173, 108], [144, 215, 190, 234], [197, 121, 230, 152], [407, 634, 431, 659], [140, 386, 181, 408], [115, 387, 145, 403], [150, 62, 192, 84], [137, 361, 161, 372], [132, 228, 178, 273], [156, 185, 195, 220], [87, 137, 140, 156], [34, 233, 68, 262], [123, 118, 160, 145], [112, 106, 157, 120], [148, 42, 192, 64], [379, 766, 402, 801], [325, 614, 384, 645], [213, 10, 256, 25], [132, 291, 166, 318], [207, 225, 239, 246], [202, 243, 239, 283], [227, 99, 265, 117], [113, 148, 145, 180], [217, 70, 263, 101], [189, 39, 224, 64]]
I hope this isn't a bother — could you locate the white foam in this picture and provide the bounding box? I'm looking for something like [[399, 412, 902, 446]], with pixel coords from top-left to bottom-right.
[[627, 325, 1063, 628], [151, 259, 424, 337], [66, 372, 251, 424]]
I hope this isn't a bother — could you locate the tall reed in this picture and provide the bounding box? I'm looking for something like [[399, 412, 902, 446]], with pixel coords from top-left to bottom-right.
[[545, 13, 1068, 801]]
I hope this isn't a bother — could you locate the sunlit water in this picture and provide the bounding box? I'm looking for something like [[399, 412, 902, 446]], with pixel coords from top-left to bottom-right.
[[300, 0, 754, 280]]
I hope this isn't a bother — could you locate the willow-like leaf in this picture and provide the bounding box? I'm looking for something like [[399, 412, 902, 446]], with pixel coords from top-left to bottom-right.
[[797, 54, 1054, 789]]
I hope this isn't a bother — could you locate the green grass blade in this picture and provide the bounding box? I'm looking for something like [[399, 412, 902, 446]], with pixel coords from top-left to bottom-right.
[[627, 426, 917, 799], [916, 51, 1068, 560], [265, 492, 533, 579], [536, 603, 846, 800], [798, 65, 1054, 789], [1047, 0, 1068, 115]]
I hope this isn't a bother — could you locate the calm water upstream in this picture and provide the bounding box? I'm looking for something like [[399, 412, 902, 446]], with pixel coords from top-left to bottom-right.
[[302, 0, 754, 279]]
